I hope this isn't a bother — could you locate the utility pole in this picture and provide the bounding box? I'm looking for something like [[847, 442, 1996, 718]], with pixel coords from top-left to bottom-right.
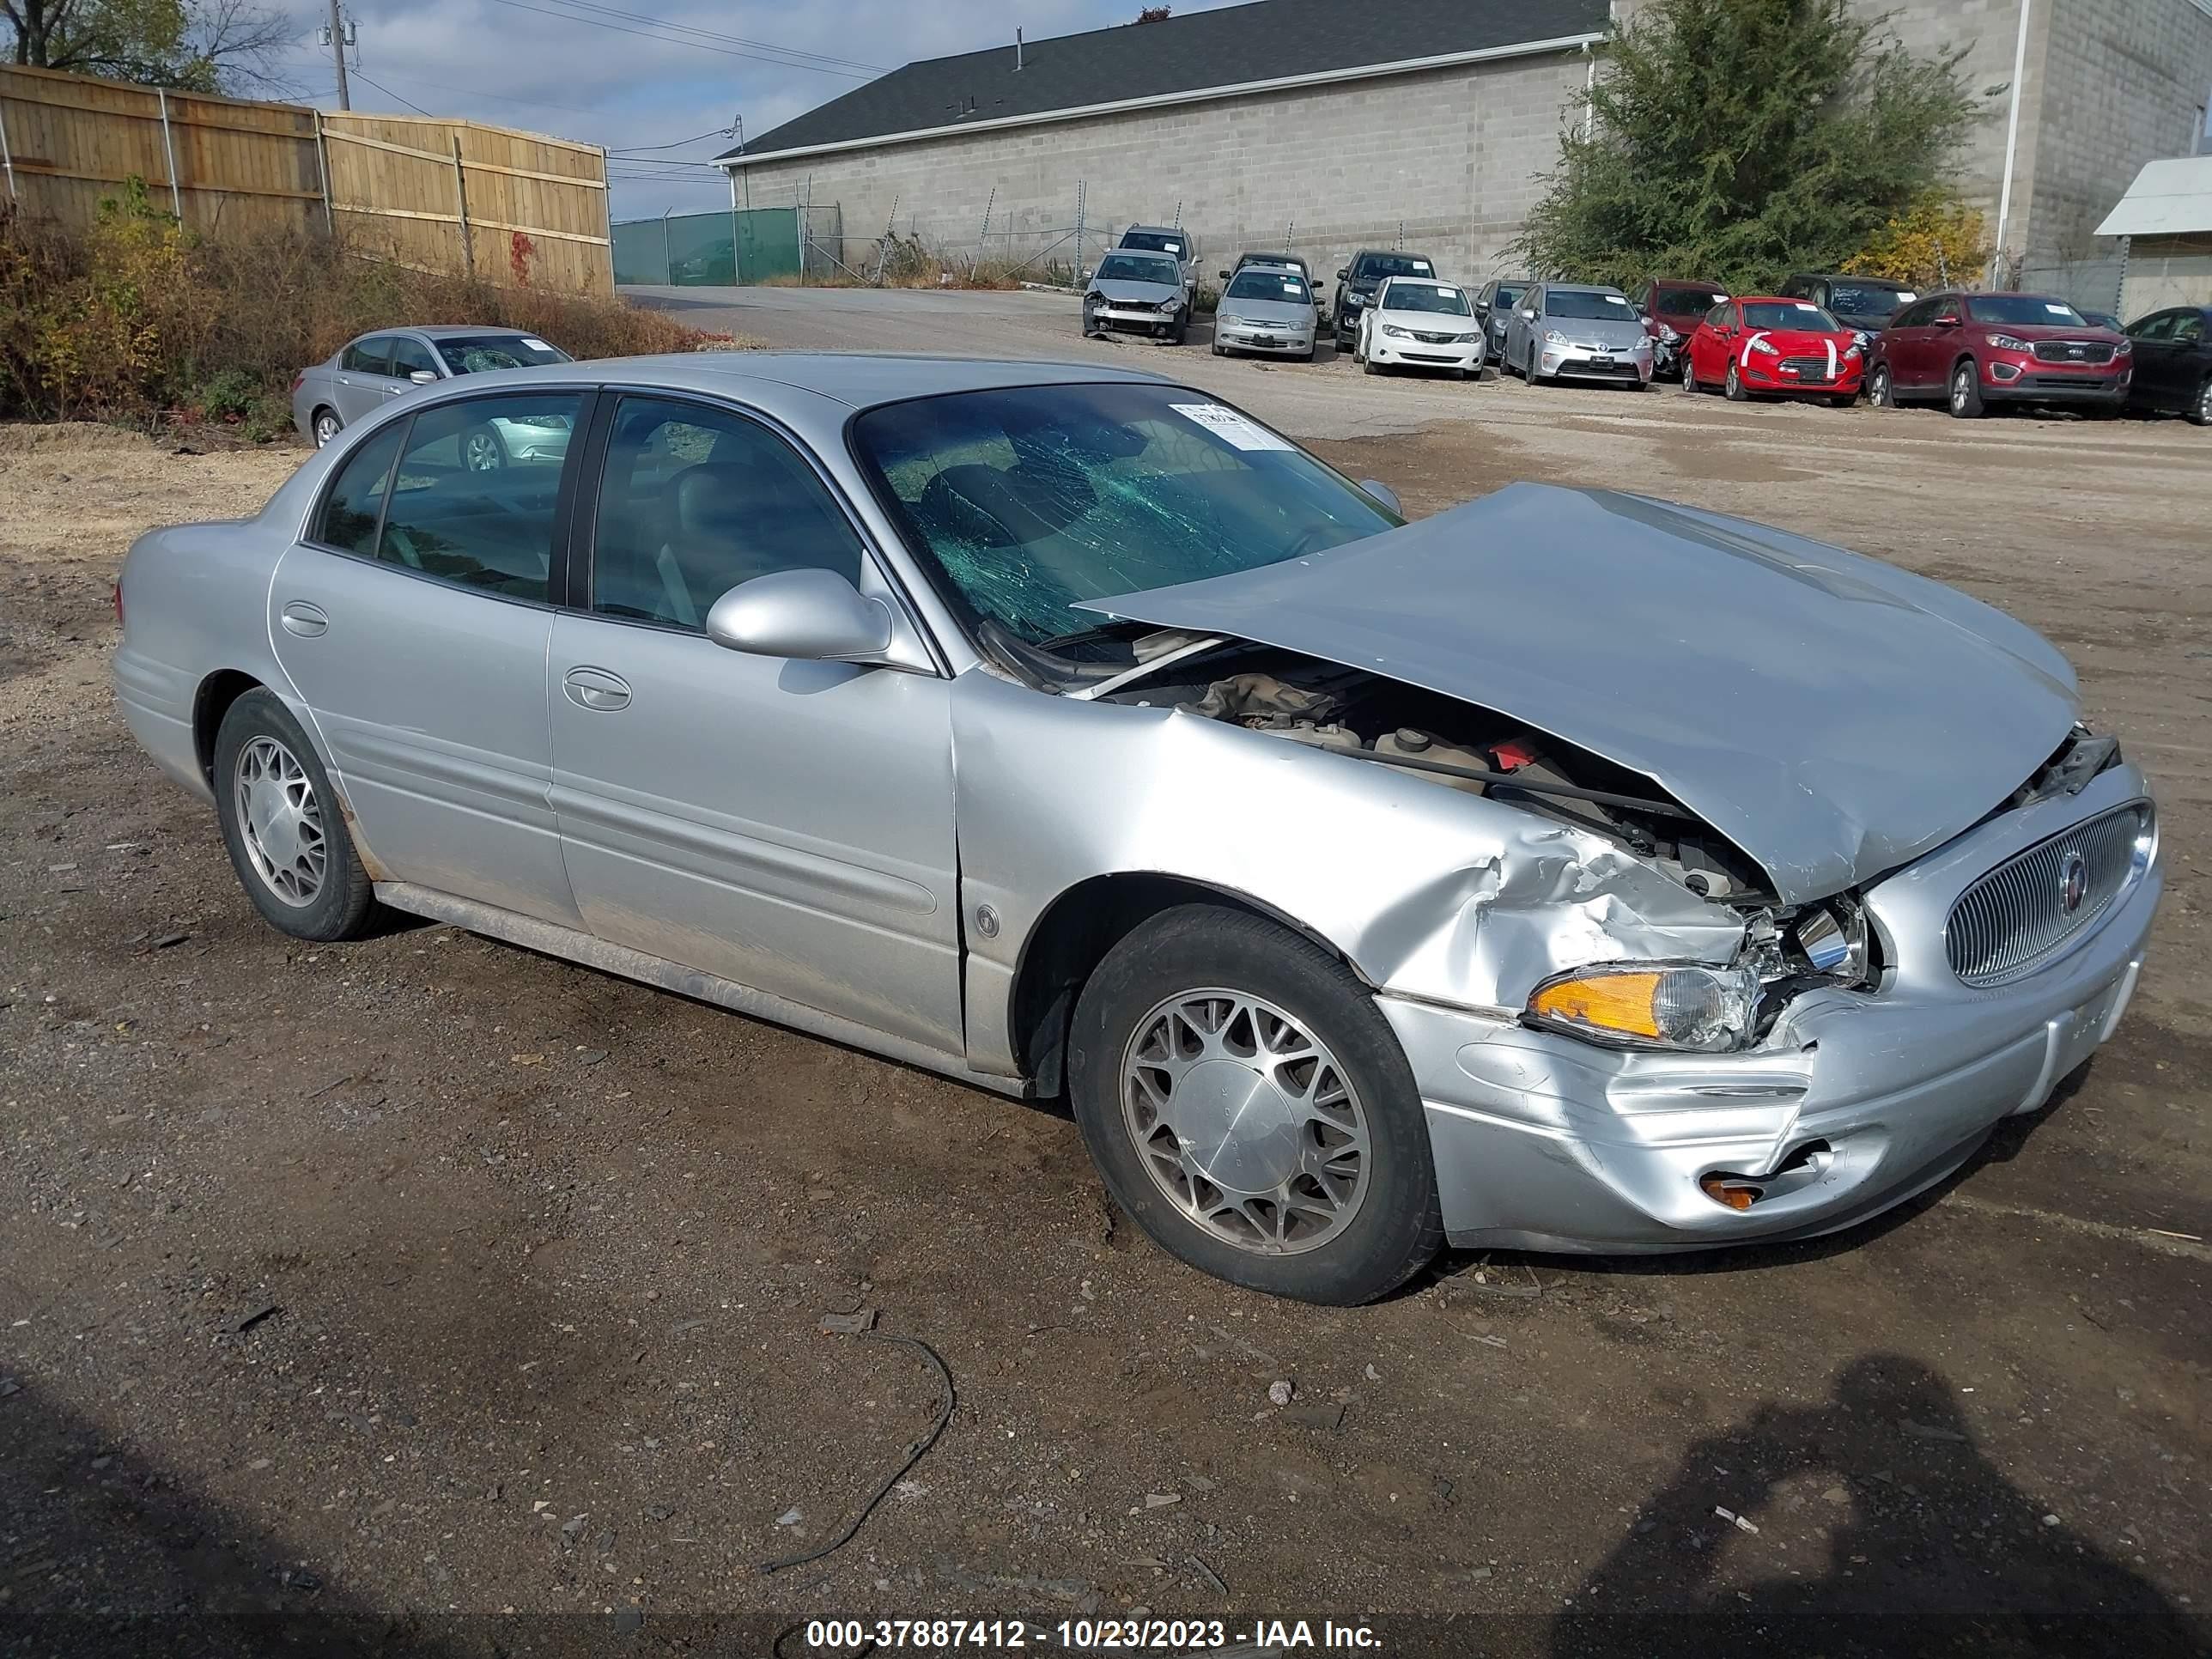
[[327, 0, 350, 110]]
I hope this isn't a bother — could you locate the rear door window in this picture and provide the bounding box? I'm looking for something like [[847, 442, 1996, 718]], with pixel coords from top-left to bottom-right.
[[341, 336, 393, 374], [375, 393, 583, 602], [313, 424, 404, 555]]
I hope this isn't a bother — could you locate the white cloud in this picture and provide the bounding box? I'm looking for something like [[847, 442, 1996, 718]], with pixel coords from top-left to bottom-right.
[[269, 0, 1244, 219]]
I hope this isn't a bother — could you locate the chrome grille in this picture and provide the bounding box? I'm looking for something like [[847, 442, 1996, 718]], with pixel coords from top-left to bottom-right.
[[1946, 805, 2147, 986], [1778, 356, 1836, 380], [2033, 339, 2114, 364]]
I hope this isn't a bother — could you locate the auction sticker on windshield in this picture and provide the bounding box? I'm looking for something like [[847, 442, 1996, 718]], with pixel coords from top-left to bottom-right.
[[1171, 403, 1294, 452]]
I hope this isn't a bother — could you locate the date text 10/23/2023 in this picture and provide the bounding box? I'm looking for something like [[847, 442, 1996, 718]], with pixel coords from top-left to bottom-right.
[[801, 1618, 1382, 1650]]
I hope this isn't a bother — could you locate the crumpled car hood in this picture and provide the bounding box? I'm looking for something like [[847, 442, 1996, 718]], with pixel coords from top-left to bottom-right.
[[1091, 278, 1181, 304], [1079, 483, 2080, 903]]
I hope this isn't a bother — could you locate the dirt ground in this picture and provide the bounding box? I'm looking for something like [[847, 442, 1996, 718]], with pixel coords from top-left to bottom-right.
[[2, 363, 2208, 1659]]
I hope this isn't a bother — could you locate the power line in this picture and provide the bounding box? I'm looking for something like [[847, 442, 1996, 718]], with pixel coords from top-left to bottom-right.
[[607, 124, 735, 154], [477, 0, 878, 77], [347, 67, 434, 117], [515, 0, 883, 73]]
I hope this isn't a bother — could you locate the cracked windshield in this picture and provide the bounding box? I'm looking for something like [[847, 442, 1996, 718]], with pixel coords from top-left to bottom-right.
[[850, 383, 1400, 651]]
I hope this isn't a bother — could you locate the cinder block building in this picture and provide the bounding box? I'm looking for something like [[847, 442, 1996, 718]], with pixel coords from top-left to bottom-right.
[[717, 0, 2212, 300]]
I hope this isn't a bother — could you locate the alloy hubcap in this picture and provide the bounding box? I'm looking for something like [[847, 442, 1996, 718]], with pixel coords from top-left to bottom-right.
[[1120, 988, 1370, 1255], [234, 736, 325, 907], [315, 416, 337, 446], [464, 432, 501, 470], [1954, 370, 1971, 409]]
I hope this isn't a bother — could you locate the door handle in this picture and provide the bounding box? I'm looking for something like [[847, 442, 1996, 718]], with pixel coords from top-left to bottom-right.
[[562, 665, 631, 711], [280, 600, 329, 637]]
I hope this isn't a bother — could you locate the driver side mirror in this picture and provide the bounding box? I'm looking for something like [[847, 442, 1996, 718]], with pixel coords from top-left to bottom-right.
[[408, 369, 437, 385], [1335, 267, 1348, 281], [1358, 478, 1402, 517], [705, 568, 892, 663], [1518, 308, 1537, 320]]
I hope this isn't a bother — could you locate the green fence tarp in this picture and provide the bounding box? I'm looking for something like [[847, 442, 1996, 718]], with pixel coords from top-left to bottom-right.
[[612, 208, 802, 286]]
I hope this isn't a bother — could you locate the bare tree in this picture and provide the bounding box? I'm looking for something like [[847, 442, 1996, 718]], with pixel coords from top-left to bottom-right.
[[3, 0, 295, 94]]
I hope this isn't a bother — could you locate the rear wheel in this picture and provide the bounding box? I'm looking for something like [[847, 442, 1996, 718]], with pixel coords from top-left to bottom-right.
[[311, 408, 341, 447], [1948, 361, 1984, 418], [2191, 378, 2212, 428], [1068, 904, 1443, 1304], [212, 690, 380, 942]]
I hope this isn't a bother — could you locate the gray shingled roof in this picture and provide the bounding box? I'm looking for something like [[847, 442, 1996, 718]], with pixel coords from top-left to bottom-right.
[[718, 0, 1610, 163]]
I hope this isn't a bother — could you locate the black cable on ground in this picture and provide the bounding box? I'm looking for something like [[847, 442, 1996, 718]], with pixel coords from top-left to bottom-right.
[[760, 1332, 956, 1576]]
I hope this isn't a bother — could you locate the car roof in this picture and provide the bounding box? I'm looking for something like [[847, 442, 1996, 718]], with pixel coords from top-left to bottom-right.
[[1543, 283, 1623, 294], [1122, 224, 1183, 236], [357, 325, 534, 340], [456, 351, 1174, 410], [1652, 278, 1725, 289]]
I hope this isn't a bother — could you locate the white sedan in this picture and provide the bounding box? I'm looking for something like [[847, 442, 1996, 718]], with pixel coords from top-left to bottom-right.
[[1354, 278, 1486, 377]]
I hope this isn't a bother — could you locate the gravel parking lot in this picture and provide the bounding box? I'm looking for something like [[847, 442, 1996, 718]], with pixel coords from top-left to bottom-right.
[[3, 292, 2208, 1656]]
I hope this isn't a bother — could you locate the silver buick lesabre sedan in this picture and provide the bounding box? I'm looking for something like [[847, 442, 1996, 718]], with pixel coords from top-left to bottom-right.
[[114, 354, 2160, 1304]]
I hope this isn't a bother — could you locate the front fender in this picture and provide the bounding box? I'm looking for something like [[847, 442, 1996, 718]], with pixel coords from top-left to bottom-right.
[[950, 672, 1743, 1076]]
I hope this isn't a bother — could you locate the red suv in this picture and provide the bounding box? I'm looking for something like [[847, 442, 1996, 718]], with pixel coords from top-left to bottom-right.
[[1869, 291, 2131, 417]]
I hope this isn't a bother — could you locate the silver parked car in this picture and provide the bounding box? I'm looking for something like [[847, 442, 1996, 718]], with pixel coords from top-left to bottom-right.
[[293, 327, 574, 455], [1081, 252, 1190, 344], [1504, 283, 1655, 386], [1211, 264, 1318, 361], [116, 355, 2161, 1304]]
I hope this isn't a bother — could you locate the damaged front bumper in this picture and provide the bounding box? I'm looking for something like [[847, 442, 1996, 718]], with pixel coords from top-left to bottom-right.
[[1381, 765, 2160, 1253]]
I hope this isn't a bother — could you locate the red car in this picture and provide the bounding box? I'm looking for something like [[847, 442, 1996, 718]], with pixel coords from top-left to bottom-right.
[[1868, 291, 2131, 417], [1682, 296, 1864, 404]]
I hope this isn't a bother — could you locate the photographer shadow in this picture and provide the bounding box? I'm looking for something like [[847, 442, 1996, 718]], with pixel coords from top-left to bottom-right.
[[1550, 1354, 2202, 1658]]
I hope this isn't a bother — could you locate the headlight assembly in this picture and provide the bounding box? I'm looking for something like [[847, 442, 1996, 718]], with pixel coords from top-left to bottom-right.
[[1382, 324, 1412, 338], [1986, 332, 2033, 351], [1527, 963, 1759, 1053], [1746, 334, 1778, 356], [1544, 329, 1566, 344]]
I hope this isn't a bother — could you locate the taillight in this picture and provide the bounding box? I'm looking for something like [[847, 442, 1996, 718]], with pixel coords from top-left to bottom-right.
[[112, 579, 124, 627], [289, 371, 305, 394]]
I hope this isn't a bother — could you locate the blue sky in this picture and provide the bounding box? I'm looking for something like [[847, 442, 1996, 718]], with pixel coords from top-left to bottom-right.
[[266, 0, 1242, 221]]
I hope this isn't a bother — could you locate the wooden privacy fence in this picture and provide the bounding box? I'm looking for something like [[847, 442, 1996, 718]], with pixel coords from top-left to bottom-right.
[[0, 63, 613, 296]]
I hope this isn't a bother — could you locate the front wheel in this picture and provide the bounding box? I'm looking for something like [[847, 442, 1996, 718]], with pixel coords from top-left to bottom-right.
[[1948, 362, 1984, 418], [1869, 363, 1898, 409], [461, 422, 507, 470], [213, 689, 381, 942], [1068, 905, 1443, 1304], [1724, 363, 1748, 402]]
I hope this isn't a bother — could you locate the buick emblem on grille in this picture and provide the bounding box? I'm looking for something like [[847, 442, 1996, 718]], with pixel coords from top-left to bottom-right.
[[2059, 849, 2089, 915]]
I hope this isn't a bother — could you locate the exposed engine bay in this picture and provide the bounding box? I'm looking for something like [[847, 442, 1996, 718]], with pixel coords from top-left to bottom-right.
[[1109, 646, 1768, 896], [1099, 639, 1885, 1008]]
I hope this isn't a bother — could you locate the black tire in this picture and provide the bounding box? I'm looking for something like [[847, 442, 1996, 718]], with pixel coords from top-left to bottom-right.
[[1363, 355, 1382, 376], [1067, 904, 1443, 1305], [212, 689, 380, 943], [2191, 379, 2211, 428], [1211, 339, 1225, 357], [1870, 362, 1898, 409], [1724, 363, 1748, 402], [1948, 361, 1984, 418], [311, 407, 342, 448], [1300, 344, 1316, 364]]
